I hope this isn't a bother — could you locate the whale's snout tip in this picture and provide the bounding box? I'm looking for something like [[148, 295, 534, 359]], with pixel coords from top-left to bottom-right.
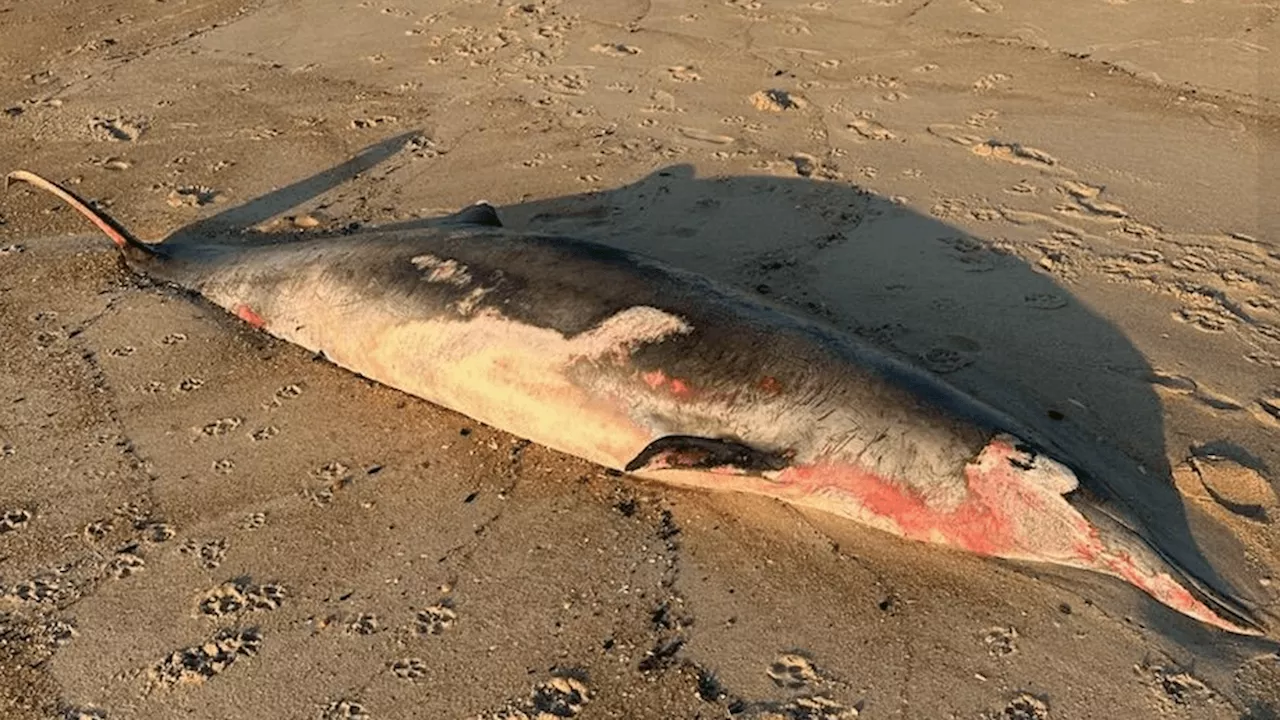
[[1065, 490, 1267, 636]]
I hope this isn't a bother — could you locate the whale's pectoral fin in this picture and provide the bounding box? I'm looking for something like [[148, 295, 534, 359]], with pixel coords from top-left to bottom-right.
[[624, 435, 794, 476], [445, 201, 503, 228]]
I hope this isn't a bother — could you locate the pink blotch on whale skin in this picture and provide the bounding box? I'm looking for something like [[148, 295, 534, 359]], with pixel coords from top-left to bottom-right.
[[640, 369, 695, 398], [668, 378, 693, 397], [234, 303, 266, 329], [780, 461, 1020, 557]]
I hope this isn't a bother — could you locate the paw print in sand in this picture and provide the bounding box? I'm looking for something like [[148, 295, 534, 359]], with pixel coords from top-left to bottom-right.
[[84, 519, 113, 542], [150, 628, 263, 687], [391, 657, 428, 680], [180, 538, 228, 569], [982, 626, 1018, 657], [6, 574, 62, 604], [414, 602, 457, 635], [983, 693, 1049, 720], [475, 672, 591, 719], [137, 520, 176, 543], [0, 508, 31, 533], [250, 426, 279, 442], [197, 578, 286, 617], [347, 613, 380, 635], [767, 653, 821, 689], [199, 417, 243, 438], [322, 699, 369, 720], [109, 547, 146, 578]]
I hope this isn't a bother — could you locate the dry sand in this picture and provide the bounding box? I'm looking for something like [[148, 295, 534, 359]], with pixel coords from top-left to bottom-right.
[[1, 0, 1279, 718]]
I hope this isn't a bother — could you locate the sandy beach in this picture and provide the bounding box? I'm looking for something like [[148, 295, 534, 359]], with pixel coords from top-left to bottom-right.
[[1, 0, 1278, 717]]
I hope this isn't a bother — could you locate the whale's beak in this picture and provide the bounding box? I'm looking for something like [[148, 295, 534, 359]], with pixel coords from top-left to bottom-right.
[[1065, 490, 1266, 636], [962, 434, 1265, 636]]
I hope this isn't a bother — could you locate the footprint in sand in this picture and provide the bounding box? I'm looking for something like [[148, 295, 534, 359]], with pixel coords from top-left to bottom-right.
[[1174, 307, 1233, 334], [139, 520, 176, 543], [275, 383, 304, 401], [972, 141, 1058, 170], [972, 73, 1012, 92], [108, 546, 146, 578], [679, 127, 736, 145], [767, 653, 821, 688], [414, 602, 458, 635], [965, 0, 1003, 12], [250, 425, 279, 442], [526, 674, 592, 718], [1057, 181, 1128, 219], [590, 42, 641, 57], [5, 574, 62, 604], [927, 125, 1063, 175], [180, 538, 228, 569], [1254, 389, 1280, 427], [305, 461, 356, 505], [198, 578, 286, 617], [982, 626, 1018, 657], [347, 613, 380, 635], [1169, 253, 1214, 273], [83, 519, 113, 542], [846, 117, 896, 141], [472, 672, 591, 719], [667, 65, 701, 82], [89, 117, 145, 142], [199, 417, 244, 438], [322, 699, 369, 720], [920, 346, 976, 374], [1186, 453, 1276, 522], [166, 186, 225, 208], [1148, 371, 1244, 411], [391, 657, 428, 680], [750, 89, 807, 111], [967, 109, 1000, 128], [0, 508, 32, 533], [1023, 292, 1068, 310], [985, 693, 1049, 720], [1138, 660, 1218, 709], [150, 628, 263, 688], [1124, 249, 1163, 265]]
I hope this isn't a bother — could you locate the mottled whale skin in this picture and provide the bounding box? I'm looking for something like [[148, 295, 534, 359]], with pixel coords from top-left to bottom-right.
[[6, 170, 1261, 635]]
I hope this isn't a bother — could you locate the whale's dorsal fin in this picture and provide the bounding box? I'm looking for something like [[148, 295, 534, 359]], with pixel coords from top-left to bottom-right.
[[446, 201, 502, 228], [625, 435, 793, 476]]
